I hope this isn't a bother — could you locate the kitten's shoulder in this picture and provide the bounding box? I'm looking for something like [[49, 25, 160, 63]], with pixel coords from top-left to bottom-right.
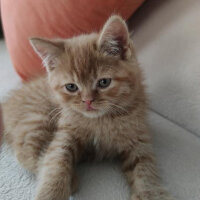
[[2, 74, 51, 106]]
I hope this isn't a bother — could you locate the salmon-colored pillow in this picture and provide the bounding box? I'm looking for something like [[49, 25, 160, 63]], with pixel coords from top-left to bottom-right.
[[1, 0, 144, 81]]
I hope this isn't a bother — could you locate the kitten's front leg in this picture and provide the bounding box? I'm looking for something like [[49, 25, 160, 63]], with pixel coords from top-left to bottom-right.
[[120, 143, 174, 200], [35, 129, 80, 200]]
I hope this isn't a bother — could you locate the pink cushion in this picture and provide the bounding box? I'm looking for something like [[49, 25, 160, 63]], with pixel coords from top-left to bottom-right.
[[1, 0, 144, 80]]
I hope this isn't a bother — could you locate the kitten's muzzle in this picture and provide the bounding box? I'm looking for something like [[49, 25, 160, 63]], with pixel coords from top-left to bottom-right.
[[82, 99, 96, 111]]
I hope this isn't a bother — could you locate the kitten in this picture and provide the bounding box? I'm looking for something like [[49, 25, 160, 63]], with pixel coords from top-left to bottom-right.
[[2, 16, 174, 200]]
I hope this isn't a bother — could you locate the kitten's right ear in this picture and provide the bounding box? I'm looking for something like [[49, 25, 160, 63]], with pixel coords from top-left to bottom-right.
[[29, 37, 65, 71]]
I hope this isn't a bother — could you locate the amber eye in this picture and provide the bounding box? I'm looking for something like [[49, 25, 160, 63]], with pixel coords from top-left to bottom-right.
[[65, 83, 78, 92], [97, 78, 111, 88]]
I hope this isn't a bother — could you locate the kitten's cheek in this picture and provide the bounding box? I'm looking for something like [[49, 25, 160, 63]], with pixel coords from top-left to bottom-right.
[[102, 87, 120, 98], [53, 92, 63, 103], [53, 92, 70, 105]]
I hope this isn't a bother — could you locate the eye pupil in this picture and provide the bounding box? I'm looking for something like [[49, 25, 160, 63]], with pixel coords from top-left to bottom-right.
[[102, 80, 106, 84], [65, 83, 78, 92], [98, 78, 111, 88]]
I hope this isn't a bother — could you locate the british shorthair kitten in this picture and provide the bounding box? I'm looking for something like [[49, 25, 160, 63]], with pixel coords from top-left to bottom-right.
[[2, 16, 174, 200]]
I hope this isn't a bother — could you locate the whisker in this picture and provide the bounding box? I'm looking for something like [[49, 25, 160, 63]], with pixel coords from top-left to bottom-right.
[[48, 109, 62, 126], [48, 107, 61, 117], [109, 103, 129, 114]]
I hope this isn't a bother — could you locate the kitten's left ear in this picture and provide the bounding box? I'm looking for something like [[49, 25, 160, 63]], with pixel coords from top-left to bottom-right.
[[29, 37, 65, 71], [98, 15, 131, 59]]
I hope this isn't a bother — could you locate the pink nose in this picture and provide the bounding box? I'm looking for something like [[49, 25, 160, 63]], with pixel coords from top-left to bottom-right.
[[82, 99, 94, 105]]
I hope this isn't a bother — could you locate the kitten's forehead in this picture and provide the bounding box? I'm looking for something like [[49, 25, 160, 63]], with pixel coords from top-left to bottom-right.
[[61, 34, 118, 85]]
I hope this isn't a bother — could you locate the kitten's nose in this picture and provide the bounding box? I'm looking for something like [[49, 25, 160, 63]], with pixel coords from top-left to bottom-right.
[[82, 99, 94, 105]]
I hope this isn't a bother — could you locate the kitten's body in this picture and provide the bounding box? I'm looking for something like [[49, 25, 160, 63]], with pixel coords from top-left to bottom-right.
[[2, 16, 174, 200]]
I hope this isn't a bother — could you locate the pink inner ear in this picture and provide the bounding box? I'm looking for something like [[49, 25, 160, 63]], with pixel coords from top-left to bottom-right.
[[34, 45, 48, 59], [40, 51, 48, 59], [100, 16, 128, 43], [99, 16, 129, 58], [30, 38, 65, 69], [34, 45, 55, 67], [108, 22, 128, 43]]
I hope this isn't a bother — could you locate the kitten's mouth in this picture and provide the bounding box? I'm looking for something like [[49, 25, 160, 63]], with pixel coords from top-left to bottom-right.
[[86, 105, 97, 111]]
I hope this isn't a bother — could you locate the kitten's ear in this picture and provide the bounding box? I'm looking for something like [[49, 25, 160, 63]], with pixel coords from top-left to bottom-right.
[[98, 15, 131, 59], [29, 37, 65, 71]]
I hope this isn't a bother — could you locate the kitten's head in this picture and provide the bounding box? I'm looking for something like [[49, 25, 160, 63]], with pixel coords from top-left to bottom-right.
[[30, 15, 144, 118]]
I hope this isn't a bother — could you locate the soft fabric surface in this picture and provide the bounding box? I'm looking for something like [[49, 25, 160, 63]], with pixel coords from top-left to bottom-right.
[[0, 40, 20, 101], [129, 0, 200, 137], [1, 0, 144, 80]]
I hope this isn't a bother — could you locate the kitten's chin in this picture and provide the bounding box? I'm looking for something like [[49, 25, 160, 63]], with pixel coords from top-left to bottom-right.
[[75, 109, 106, 118], [70, 106, 107, 118], [81, 110, 106, 118]]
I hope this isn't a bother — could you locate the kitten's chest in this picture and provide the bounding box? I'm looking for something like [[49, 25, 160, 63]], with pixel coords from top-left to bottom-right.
[[65, 113, 141, 158], [88, 117, 137, 155]]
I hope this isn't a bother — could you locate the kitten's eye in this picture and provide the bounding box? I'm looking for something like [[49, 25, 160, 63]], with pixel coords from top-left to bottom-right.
[[97, 78, 111, 88], [65, 83, 78, 92]]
